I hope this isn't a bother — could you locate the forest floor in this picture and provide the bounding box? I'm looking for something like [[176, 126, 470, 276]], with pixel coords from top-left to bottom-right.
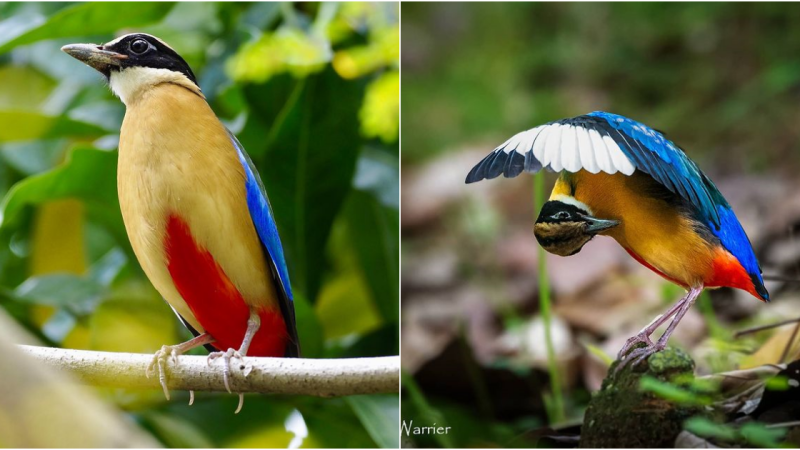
[[401, 146, 800, 447]]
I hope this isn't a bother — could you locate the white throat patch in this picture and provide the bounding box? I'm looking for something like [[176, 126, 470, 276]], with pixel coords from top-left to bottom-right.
[[109, 66, 201, 106], [551, 194, 594, 216]]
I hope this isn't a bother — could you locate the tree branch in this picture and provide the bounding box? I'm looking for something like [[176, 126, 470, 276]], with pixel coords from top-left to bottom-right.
[[19, 345, 399, 397]]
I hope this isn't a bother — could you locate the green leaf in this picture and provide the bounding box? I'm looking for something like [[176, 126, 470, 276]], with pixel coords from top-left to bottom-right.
[[683, 417, 737, 441], [639, 376, 712, 406], [0, 146, 119, 229], [765, 374, 791, 391], [344, 189, 398, 324], [739, 422, 787, 448], [346, 395, 400, 449], [89, 294, 177, 354], [346, 148, 399, 326], [315, 259, 382, 340], [139, 411, 214, 448], [359, 70, 399, 142], [292, 292, 324, 359], [14, 273, 103, 314], [0, 110, 108, 142], [401, 370, 455, 448], [0, 66, 55, 110], [249, 68, 365, 302], [1, 139, 69, 176], [299, 398, 378, 449], [227, 27, 332, 83], [352, 147, 399, 209], [0, 2, 175, 54], [339, 323, 399, 358], [583, 342, 613, 367]]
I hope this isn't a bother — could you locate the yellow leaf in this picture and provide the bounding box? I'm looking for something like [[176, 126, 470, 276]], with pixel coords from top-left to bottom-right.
[[333, 26, 398, 80], [740, 325, 800, 369], [61, 323, 90, 350], [30, 199, 87, 328], [226, 28, 330, 83], [315, 270, 381, 340], [30, 199, 86, 275], [89, 296, 176, 354], [583, 342, 613, 367], [359, 70, 399, 143]]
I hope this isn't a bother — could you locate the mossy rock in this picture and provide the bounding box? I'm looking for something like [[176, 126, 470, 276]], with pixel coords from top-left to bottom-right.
[[580, 347, 700, 448]]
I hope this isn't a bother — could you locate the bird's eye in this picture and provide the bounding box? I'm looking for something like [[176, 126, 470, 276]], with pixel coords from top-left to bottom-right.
[[552, 212, 570, 220], [130, 39, 149, 55]]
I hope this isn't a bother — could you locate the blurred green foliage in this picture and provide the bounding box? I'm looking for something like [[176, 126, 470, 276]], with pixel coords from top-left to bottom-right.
[[402, 2, 800, 174], [0, 2, 398, 448], [684, 417, 788, 448]]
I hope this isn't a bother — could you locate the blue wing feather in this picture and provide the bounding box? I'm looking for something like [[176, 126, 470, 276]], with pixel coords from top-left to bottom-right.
[[227, 130, 300, 356], [586, 112, 765, 297], [466, 111, 766, 299], [587, 111, 721, 228], [714, 204, 767, 299]]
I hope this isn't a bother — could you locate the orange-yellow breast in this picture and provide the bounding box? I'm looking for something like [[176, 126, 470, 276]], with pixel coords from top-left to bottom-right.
[[117, 82, 279, 337], [550, 170, 720, 288]]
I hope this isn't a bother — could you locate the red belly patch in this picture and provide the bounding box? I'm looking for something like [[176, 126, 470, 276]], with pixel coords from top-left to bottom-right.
[[706, 247, 762, 300], [164, 215, 288, 356]]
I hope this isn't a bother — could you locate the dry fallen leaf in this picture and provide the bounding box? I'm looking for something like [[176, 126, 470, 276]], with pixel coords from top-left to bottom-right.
[[740, 324, 800, 369], [674, 430, 720, 448], [698, 364, 785, 415]]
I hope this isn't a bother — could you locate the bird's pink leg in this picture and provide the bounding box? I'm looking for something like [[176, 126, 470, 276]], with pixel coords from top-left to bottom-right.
[[147, 332, 215, 400], [616, 294, 689, 359], [207, 309, 261, 413], [615, 286, 704, 373]]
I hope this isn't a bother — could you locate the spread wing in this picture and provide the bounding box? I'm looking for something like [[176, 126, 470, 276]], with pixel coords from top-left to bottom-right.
[[465, 111, 722, 228], [228, 130, 300, 357]]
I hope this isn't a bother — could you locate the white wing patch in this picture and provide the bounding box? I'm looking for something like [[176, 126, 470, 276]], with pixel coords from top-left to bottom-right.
[[605, 135, 635, 175], [532, 125, 550, 161], [516, 126, 538, 155], [588, 128, 613, 173], [545, 123, 563, 171], [575, 127, 598, 174], [560, 125, 579, 172], [492, 121, 637, 176]]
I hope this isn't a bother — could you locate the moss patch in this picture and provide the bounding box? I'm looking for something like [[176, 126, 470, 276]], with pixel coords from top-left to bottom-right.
[[580, 347, 700, 448]]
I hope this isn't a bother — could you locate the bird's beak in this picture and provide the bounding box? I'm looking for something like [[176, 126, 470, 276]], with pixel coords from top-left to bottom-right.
[[61, 43, 127, 72], [582, 215, 620, 233]]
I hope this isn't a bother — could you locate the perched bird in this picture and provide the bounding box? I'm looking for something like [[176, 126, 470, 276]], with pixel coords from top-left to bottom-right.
[[62, 34, 299, 409], [466, 111, 768, 369]]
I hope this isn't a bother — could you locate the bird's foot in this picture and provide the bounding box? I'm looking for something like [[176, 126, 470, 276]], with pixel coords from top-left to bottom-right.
[[207, 348, 244, 393], [207, 348, 251, 414], [614, 341, 666, 375], [146, 344, 182, 400], [617, 333, 654, 360]]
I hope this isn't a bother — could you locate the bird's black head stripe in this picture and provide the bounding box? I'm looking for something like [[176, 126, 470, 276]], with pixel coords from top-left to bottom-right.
[[537, 200, 589, 222], [104, 33, 197, 86]]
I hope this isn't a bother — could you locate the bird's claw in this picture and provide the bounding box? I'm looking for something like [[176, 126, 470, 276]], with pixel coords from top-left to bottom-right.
[[146, 344, 178, 400], [617, 333, 654, 360], [207, 348, 252, 414], [207, 348, 248, 394], [613, 342, 665, 375]]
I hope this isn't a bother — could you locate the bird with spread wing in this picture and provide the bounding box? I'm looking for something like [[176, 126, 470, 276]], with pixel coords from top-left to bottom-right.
[[466, 111, 768, 369]]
